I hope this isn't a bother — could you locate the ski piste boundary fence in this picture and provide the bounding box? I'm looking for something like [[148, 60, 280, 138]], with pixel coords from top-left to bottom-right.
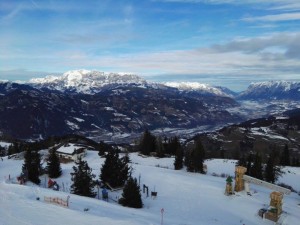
[[44, 196, 69, 207]]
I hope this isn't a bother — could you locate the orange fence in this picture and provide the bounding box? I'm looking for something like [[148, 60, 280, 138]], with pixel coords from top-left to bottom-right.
[[44, 196, 69, 207]]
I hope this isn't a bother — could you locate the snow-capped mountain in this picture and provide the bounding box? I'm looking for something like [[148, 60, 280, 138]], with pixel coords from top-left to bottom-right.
[[29, 69, 148, 94], [29, 70, 237, 97], [238, 81, 300, 100], [0, 80, 240, 140], [163, 82, 235, 97]]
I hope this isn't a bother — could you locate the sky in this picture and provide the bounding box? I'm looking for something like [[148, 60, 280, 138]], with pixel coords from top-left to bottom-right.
[[1, 0, 300, 91]]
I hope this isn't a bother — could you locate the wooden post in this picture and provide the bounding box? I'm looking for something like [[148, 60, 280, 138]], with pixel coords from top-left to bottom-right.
[[234, 166, 247, 192]]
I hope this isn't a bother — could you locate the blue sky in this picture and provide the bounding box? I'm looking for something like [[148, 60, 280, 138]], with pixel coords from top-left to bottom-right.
[[1, 0, 300, 91]]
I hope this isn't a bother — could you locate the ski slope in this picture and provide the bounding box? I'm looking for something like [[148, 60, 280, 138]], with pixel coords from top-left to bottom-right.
[[0, 150, 300, 225]]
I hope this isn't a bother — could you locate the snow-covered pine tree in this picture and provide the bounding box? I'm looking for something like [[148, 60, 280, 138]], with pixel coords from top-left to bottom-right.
[[71, 157, 96, 197], [46, 149, 62, 178], [119, 177, 142, 208]]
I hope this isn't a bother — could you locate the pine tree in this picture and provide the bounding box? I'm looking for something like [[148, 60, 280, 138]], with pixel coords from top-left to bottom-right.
[[264, 152, 283, 183], [46, 149, 62, 178], [0, 146, 5, 157], [22, 148, 41, 184], [71, 157, 96, 197], [138, 130, 156, 155], [119, 177, 142, 208], [292, 157, 300, 167], [100, 149, 131, 188], [98, 141, 111, 157], [184, 148, 193, 171], [236, 154, 247, 167], [156, 136, 165, 158], [174, 137, 183, 170], [251, 152, 263, 180], [280, 144, 290, 166], [8, 144, 16, 156], [166, 136, 180, 155], [246, 153, 254, 176], [220, 148, 225, 159], [119, 154, 132, 185], [186, 139, 205, 173], [193, 139, 205, 173]]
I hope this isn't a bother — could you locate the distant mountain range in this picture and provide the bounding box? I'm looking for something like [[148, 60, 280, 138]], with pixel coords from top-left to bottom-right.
[[0, 70, 299, 141], [237, 81, 300, 101], [29, 70, 300, 101], [0, 71, 239, 140]]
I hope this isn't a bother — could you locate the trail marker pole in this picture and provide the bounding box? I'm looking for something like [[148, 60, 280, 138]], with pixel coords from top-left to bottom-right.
[[67, 195, 70, 207], [161, 208, 164, 225]]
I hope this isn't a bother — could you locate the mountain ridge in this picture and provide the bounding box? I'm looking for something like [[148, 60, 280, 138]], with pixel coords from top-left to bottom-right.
[[238, 80, 300, 100], [0, 80, 240, 140], [29, 70, 235, 97], [28, 70, 300, 101]]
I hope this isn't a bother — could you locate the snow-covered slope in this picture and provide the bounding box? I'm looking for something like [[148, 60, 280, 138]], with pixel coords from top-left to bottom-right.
[[1, 150, 300, 225], [164, 81, 234, 97], [238, 81, 300, 100], [29, 70, 148, 94]]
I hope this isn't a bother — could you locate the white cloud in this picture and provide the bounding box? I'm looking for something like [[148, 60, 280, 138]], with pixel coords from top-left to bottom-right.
[[2, 32, 300, 79], [157, 0, 299, 5], [269, 3, 300, 11], [210, 32, 300, 57], [243, 12, 300, 22]]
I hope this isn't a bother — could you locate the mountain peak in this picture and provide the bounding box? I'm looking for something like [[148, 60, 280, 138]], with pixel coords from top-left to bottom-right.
[[163, 81, 233, 97], [63, 69, 91, 85], [249, 80, 299, 91], [238, 80, 300, 100], [29, 70, 147, 93]]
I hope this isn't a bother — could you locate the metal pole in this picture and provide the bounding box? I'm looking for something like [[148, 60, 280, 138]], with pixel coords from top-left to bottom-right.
[[139, 173, 141, 187], [161, 208, 164, 225]]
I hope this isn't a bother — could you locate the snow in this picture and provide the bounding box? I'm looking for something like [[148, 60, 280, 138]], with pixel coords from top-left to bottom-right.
[[56, 143, 79, 154], [239, 81, 300, 99], [0, 141, 11, 148], [29, 70, 148, 94], [1, 151, 300, 225], [164, 82, 230, 97], [248, 81, 300, 92], [91, 124, 101, 129], [66, 120, 79, 130], [250, 128, 289, 141], [73, 117, 85, 122]]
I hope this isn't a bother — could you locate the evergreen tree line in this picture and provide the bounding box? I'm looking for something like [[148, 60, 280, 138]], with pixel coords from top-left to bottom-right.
[[70, 147, 142, 208], [138, 130, 183, 157], [138, 130, 206, 173], [21, 147, 63, 185], [22, 145, 142, 208], [237, 151, 284, 184], [139, 130, 183, 169]]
